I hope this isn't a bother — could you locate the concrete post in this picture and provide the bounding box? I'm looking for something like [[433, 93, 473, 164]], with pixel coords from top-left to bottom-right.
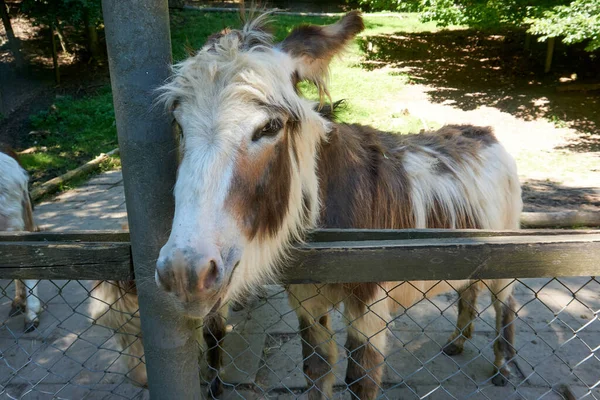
[[101, 1, 201, 397]]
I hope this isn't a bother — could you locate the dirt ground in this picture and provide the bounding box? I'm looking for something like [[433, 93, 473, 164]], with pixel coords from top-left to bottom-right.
[[1, 7, 599, 213], [359, 28, 600, 212]]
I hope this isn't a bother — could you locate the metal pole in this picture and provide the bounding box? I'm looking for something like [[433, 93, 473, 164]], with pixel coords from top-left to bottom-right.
[[101, 1, 201, 398]]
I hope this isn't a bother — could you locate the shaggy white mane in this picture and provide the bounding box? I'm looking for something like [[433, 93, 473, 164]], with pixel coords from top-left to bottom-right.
[[157, 13, 301, 115]]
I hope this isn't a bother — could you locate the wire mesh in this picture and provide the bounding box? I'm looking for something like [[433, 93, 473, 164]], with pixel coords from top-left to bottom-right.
[[1, 277, 598, 399], [0, 279, 147, 399]]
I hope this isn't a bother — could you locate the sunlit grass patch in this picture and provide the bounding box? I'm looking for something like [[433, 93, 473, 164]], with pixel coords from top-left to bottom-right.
[[24, 86, 117, 184]]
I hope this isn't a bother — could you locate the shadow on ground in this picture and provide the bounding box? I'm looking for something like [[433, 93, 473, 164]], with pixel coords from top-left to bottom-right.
[[358, 29, 600, 153], [522, 179, 600, 212]]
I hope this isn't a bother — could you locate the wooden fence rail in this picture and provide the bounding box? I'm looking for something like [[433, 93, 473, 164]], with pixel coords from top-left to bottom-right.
[[1, 229, 599, 281]]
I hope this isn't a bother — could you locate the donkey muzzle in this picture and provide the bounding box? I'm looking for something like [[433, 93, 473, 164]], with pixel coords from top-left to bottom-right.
[[155, 246, 224, 301]]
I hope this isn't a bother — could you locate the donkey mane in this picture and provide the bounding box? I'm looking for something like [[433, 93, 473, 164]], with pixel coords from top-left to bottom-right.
[[158, 10, 364, 111], [158, 12, 278, 111]]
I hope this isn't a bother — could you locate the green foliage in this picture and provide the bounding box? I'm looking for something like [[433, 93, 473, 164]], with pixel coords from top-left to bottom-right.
[[19, 0, 103, 57], [357, 0, 600, 52], [419, 0, 543, 28], [352, 0, 421, 12], [526, 0, 600, 51], [25, 86, 117, 180], [20, 0, 101, 26]]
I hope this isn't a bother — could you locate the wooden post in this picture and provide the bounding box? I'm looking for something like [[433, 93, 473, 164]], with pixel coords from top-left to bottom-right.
[[0, 0, 23, 68], [83, 6, 102, 60], [49, 20, 60, 84], [101, 0, 202, 398], [544, 37, 555, 73], [524, 33, 532, 51]]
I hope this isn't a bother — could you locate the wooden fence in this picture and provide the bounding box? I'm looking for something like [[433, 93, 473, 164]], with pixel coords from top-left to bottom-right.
[[1, 229, 599, 282]]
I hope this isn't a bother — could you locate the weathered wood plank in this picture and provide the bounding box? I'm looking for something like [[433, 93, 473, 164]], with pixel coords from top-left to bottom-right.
[[1, 228, 598, 243], [0, 241, 132, 280], [285, 233, 600, 283], [520, 211, 600, 228], [306, 228, 600, 242], [0, 230, 130, 242], [0, 231, 599, 281]]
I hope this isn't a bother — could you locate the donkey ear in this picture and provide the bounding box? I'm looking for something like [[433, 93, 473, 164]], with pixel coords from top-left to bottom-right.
[[279, 11, 364, 96]]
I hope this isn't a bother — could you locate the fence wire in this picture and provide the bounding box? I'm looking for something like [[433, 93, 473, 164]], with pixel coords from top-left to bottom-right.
[[0, 280, 145, 400], [1, 277, 598, 399]]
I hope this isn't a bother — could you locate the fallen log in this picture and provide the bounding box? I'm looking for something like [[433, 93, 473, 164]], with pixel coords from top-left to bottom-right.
[[30, 148, 119, 202], [521, 211, 600, 228], [18, 146, 48, 155], [556, 83, 600, 92]]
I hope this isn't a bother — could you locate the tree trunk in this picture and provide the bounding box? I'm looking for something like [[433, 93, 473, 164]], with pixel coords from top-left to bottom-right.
[[0, 0, 24, 68], [168, 0, 185, 9], [49, 21, 60, 84], [83, 6, 102, 60], [54, 19, 70, 55], [524, 33, 531, 51], [0, 85, 6, 118], [544, 37, 555, 73]]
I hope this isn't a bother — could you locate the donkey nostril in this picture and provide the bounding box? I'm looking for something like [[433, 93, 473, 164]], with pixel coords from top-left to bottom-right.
[[201, 259, 220, 290], [155, 268, 172, 292]]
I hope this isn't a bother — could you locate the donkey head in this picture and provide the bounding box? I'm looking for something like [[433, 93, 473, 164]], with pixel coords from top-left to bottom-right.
[[156, 11, 364, 318]]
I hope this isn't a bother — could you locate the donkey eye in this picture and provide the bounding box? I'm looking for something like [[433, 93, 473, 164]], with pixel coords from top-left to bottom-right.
[[252, 119, 283, 141]]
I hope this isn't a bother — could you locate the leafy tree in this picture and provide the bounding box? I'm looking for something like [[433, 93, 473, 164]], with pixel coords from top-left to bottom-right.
[[353, 0, 421, 12], [1, 0, 24, 68], [20, 0, 103, 57], [354, 0, 600, 54], [526, 0, 600, 51]]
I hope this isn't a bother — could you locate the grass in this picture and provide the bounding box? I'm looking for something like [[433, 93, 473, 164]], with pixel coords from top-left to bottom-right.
[[171, 10, 440, 133], [24, 86, 117, 184]]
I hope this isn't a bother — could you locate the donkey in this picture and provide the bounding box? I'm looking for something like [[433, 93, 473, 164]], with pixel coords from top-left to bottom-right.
[[153, 11, 522, 399], [1, 148, 41, 332]]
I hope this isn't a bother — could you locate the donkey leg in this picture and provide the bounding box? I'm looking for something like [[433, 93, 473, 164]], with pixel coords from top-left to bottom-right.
[[444, 281, 483, 356], [288, 284, 338, 400], [344, 286, 389, 400], [203, 306, 228, 399], [23, 279, 41, 332], [489, 279, 517, 387], [10, 279, 26, 317]]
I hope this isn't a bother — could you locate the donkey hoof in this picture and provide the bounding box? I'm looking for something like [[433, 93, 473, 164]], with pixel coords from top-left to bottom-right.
[[491, 371, 509, 387], [208, 376, 223, 398], [9, 302, 26, 317], [24, 319, 39, 333], [443, 342, 463, 356]]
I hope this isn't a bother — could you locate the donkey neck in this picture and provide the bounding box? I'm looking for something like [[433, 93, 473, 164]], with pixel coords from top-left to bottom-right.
[[314, 122, 414, 230]]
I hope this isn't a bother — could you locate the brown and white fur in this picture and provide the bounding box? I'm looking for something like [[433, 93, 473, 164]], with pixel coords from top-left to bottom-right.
[[88, 280, 148, 386], [155, 11, 519, 399], [1, 148, 41, 332]]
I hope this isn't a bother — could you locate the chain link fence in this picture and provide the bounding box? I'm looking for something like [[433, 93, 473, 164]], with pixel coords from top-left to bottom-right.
[[2, 276, 598, 399], [0, 279, 146, 399]]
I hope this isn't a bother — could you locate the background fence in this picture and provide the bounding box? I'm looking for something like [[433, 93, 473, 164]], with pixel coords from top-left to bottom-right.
[[0, 279, 147, 399], [1, 230, 599, 399]]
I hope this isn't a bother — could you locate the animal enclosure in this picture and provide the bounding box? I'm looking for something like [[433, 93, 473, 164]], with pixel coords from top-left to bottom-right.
[[0, 230, 599, 399], [2, 2, 599, 399]]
